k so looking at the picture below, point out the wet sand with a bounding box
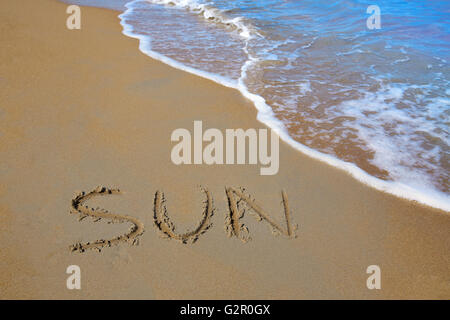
[0,0,449,299]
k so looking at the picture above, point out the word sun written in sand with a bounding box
[69,186,297,253]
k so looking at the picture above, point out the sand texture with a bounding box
[0,0,449,299]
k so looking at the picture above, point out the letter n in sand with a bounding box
[225,187,297,242]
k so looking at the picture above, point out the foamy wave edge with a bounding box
[119,0,450,212]
[147,0,255,38]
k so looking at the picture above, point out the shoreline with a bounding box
[76,0,449,212]
[0,0,449,299]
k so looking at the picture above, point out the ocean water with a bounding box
[63,0,450,210]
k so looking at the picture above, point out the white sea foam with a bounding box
[119,0,450,212]
[337,81,448,196]
[147,0,255,39]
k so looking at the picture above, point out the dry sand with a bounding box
[0,0,449,299]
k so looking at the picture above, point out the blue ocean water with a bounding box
[64,0,450,210]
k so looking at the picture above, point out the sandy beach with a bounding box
[0,0,449,299]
